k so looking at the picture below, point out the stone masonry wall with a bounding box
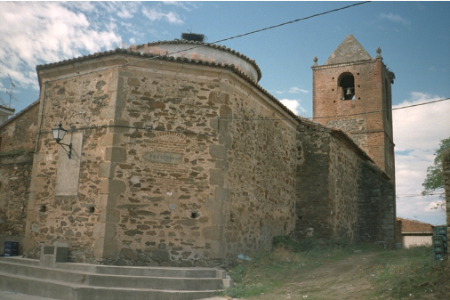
[357,160,395,244]
[26,56,298,266]
[106,64,297,266]
[221,78,297,257]
[0,102,39,254]
[25,69,116,262]
[328,134,360,240]
[294,122,395,244]
[294,123,331,240]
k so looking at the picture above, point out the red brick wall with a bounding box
[312,59,395,179]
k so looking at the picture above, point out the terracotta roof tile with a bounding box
[397,217,434,233]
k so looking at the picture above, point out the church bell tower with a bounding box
[312,35,395,179]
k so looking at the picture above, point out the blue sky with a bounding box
[0,1,449,225]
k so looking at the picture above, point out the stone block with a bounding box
[209,145,227,159]
[97,194,118,209]
[100,179,126,194]
[100,209,120,223]
[208,91,229,105]
[209,241,226,259]
[98,162,116,179]
[214,187,230,202]
[55,132,83,196]
[101,133,123,147]
[209,169,224,186]
[215,159,228,170]
[105,147,127,162]
[210,117,219,131]
[218,134,232,148]
[152,249,170,262]
[202,226,223,240]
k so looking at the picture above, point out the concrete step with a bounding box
[56,262,222,278]
[0,257,226,300]
[1,261,224,290]
[1,257,222,278]
[0,272,219,300]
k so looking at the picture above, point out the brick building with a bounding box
[0,35,396,266]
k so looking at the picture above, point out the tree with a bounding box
[422,137,450,198]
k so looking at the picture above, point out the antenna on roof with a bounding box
[1,73,19,108]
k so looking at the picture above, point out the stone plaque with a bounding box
[144,152,183,165]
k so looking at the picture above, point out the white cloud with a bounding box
[393,92,450,152]
[163,1,197,11]
[279,99,307,116]
[288,87,309,94]
[393,92,449,225]
[142,7,183,24]
[379,13,411,26]
[0,2,122,90]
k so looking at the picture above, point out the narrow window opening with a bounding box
[39,205,46,213]
[191,212,198,219]
[88,207,95,213]
[385,79,391,121]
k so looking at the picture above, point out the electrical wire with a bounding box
[396,192,445,199]
[40,1,371,85]
[312,97,450,120]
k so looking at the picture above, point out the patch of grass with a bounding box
[367,246,449,299]
[224,236,378,298]
[223,237,449,299]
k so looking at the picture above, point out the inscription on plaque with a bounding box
[144,152,183,164]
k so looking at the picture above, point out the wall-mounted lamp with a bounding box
[52,123,72,159]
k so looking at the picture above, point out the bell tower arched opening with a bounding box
[338,72,355,100]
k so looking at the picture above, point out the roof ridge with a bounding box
[324,34,373,66]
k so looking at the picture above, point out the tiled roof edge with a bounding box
[136,39,262,81]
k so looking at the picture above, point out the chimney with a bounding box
[181,33,205,42]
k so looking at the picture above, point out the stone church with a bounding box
[0,34,396,266]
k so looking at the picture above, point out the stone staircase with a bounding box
[0,256,230,300]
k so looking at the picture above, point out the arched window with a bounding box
[338,72,355,100]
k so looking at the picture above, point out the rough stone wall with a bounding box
[294,124,332,239]
[107,65,297,265]
[25,56,297,266]
[312,59,395,180]
[0,102,39,254]
[221,80,297,257]
[328,134,360,240]
[24,69,116,262]
[357,160,395,244]
[294,122,395,245]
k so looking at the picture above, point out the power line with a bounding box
[312,97,450,120]
[40,1,371,84]
[212,2,371,44]
[392,97,450,110]
[396,192,444,199]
